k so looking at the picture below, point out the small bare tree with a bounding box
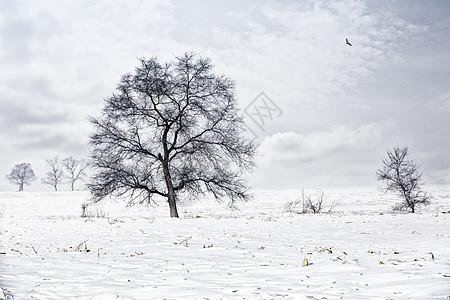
[6,163,37,191]
[42,157,64,191]
[62,157,88,191]
[377,146,431,213]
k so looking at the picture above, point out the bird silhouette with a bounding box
[346,38,352,46]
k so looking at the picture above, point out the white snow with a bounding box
[1,187,449,299]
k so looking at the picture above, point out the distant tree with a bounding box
[89,53,256,217]
[6,163,37,191]
[42,157,64,191]
[62,157,88,191]
[376,146,431,213]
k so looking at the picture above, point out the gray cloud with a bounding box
[0,96,69,129]
[252,124,385,188]
[0,1,33,63]
[259,124,383,164]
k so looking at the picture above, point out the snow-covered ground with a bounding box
[1,186,449,299]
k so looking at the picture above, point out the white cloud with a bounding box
[252,124,384,188]
[258,123,383,164]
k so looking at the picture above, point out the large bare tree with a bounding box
[42,156,64,191]
[89,53,256,217]
[377,146,431,213]
[6,163,37,191]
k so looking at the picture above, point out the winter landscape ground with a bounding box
[1,186,449,299]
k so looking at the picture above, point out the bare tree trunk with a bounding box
[161,153,179,218]
[167,187,179,218]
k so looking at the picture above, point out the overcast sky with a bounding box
[0,0,449,191]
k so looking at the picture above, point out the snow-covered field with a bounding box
[1,186,449,299]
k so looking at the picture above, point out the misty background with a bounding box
[0,0,449,191]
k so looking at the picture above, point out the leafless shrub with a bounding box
[283,189,307,214]
[283,189,337,214]
[81,203,107,218]
[81,203,88,218]
[305,189,327,214]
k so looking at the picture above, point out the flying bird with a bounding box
[346,38,352,46]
